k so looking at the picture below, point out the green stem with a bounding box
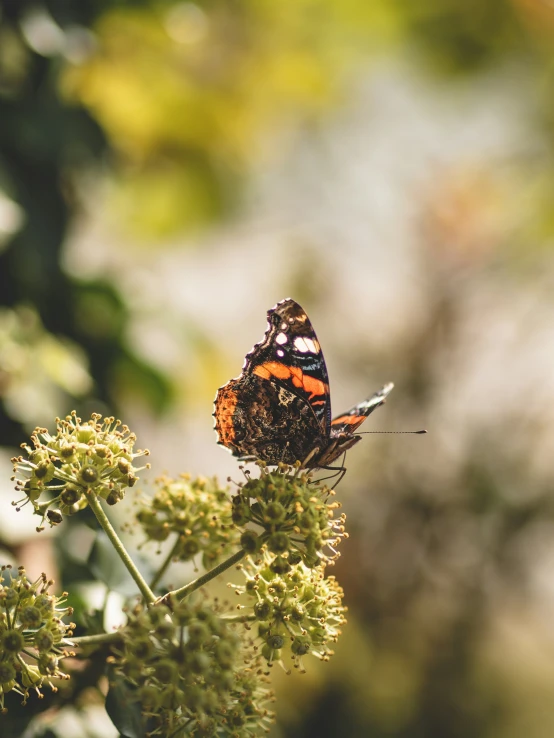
[158,548,246,605]
[85,490,156,605]
[72,631,124,648]
[220,613,257,623]
[149,537,183,591]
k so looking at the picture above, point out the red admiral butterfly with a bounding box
[214,298,394,469]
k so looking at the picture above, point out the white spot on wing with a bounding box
[294,336,319,354]
[276,349,284,357]
[276,332,288,345]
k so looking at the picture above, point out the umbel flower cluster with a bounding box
[0,566,74,711]
[232,462,347,569]
[8,414,350,736]
[112,598,273,737]
[134,474,240,571]
[11,412,149,529]
[235,552,346,671]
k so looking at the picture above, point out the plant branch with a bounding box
[150,537,183,591]
[85,490,156,605]
[158,548,246,605]
[72,631,124,648]
[220,613,257,623]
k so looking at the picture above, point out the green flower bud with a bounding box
[139,684,161,710]
[182,537,200,557]
[291,635,312,656]
[240,530,261,553]
[0,628,25,654]
[79,465,99,485]
[128,638,154,661]
[34,629,55,651]
[34,462,54,481]
[21,665,42,687]
[60,486,81,506]
[38,654,58,675]
[267,532,289,554]
[265,632,285,650]
[59,444,76,459]
[188,651,212,675]
[270,556,291,575]
[254,600,273,621]
[261,644,281,662]
[263,501,287,524]
[187,621,211,645]
[0,662,16,684]
[153,659,177,684]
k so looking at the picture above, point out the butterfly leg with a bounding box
[298,446,321,471]
[314,466,347,488]
[312,450,348,487]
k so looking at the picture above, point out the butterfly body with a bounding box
[214,298,393,468]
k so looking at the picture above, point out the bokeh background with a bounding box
[3,0,554,736]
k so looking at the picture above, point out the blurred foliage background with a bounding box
[3,0,554,736]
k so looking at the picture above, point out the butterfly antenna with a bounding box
[357,430,427,435]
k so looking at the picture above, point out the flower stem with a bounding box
[221,613,257,623]
[158,548,246,605]
[72,631,124,648]
[149,537,182,591]
[85,490,156,605]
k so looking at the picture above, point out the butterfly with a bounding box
[214,298,393,469]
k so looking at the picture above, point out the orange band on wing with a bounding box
[331,414,362,425]
[331,414,367,433]
[253,362,328,401]
[214,385,238,445]
[253,362,291,381]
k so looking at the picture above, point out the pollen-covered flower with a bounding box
[0,566,74,711]
[233,464,347,568]
[134,475,240,570]
[11,412,149,528]
[113,598,274,736]
[234,552,347,672]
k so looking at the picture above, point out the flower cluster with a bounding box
[134,475,239,570]
[234,552,347,671]
[0,566,74,711]
[233,464,347,569]
[6,414,353,734]
[11,412,149,528]
[113,598,274,737]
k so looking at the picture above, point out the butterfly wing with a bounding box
[330,382,394,437]
[214,298,331,464]
[214,373,324,464]
[242,298,331,434]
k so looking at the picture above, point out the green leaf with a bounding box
[105,671,144,738]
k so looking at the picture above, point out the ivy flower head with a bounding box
[11,412,149,528]
[113,598,274,736]
[0,565,74,711]
[234,552,347,672]
[233,464,347,569]
[134,475,240,570]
